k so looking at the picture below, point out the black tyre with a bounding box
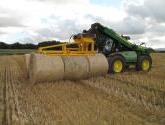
[136,55,152,71]
[125,65,130,69]
[108,55,126,73]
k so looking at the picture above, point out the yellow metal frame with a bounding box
[37,37,96,56]
[142,59,150,71]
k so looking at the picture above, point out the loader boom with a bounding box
[84,23,151,56]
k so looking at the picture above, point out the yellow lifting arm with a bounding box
[37,36,96,56]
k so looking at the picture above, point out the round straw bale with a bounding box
[87,54,108,77]
[62,56,89,80]
[29,54,64,83]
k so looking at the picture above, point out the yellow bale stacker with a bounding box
[26,33,108,83]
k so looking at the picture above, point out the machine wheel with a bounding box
[136,55,152,72]
[108,55,126,73]
[125,65,129,69]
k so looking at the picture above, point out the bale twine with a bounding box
[87,54,108,77]
[29,54,64,83]
[62,56,89,80]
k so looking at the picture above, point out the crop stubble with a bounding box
[0,53,164,125]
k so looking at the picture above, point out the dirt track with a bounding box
[0,53,165,125]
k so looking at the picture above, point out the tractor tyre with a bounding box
[108,55,126,74]
[125,65,130,69]
[136,55,152,72]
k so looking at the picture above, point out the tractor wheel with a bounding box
[108,55,126,73]
[125,65,130,69]
[136,55,152,72]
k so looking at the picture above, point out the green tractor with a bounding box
[82,23,152,73]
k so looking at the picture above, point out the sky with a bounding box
[0,0,165,48]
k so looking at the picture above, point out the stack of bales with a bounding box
[26,53,108,83]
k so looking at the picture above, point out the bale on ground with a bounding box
[29,54,64,83]
[62,56,89,80]
[87,54,108,77]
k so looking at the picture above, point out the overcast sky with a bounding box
[0,0,165,48]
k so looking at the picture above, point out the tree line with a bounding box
[0,40,61,49]
[0,41,158,52]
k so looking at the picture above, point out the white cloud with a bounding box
[0,0,164,48]
[0,0,126,43]
[125,0,165,22]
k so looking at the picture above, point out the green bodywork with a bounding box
[109,51,137,63]
[95,23,152,63]
[120,51,137,63]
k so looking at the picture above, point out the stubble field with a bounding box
[0,53,164,125]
